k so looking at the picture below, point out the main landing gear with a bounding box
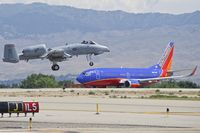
[51,64,60,71]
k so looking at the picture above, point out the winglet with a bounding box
[189,66,197,76]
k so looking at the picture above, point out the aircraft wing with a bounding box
[167,68,194,73]
[138,66,197,83]
[40,49,72,59]
[40,53,48,59]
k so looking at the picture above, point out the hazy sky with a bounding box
[0,0,199,14]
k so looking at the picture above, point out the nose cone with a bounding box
[99,45,110,52]
[76,75,83,83]
[103,46,110,52]
[93,44,110,55]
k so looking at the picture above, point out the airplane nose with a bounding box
[103,46,110,52]
[76,75,82,83]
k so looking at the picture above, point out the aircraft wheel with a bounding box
[52,64,60,71]
[89,62,94,66]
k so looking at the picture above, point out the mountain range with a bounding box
[0,3,200,38]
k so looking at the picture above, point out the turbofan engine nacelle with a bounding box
[119,79,131,88]
[120,79,140,88]
[19,44,47,60]
[124,80,131,88]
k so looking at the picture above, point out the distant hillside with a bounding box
[0,3,200,38]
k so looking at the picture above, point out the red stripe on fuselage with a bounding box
[83,78,121,87]
[130,84,140,88]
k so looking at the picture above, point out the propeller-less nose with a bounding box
[76,75,83,83]
[104,46,110,52]
[99,45,110,53]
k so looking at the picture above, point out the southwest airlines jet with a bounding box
[76,42,197,88]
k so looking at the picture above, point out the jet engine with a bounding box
[119,79,131,88]
[19,44,47,60]
[124,80,131,87]
[119,79,140,88]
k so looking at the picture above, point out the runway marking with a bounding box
[41,109,200,116]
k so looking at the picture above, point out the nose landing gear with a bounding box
[87,54,94,66]
[51,64,60,71]
[89,61,94,66]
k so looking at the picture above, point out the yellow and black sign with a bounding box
[8,102,23,113]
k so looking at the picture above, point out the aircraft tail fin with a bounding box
[3,44,19,63]
[158,42,174,71]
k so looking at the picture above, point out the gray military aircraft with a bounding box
[3,40,110,71]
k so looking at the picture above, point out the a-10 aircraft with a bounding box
[76,42,197,88]
[3,40,110,71]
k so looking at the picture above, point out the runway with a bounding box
[0,89,200,133]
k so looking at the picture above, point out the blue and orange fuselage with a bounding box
[76,64,164,87]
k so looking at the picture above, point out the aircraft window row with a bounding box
[103,73,118,77]
[81,40,96,45]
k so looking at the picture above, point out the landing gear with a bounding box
[51,64,60,71]
[87,54,94,66]
[89,61,94,66]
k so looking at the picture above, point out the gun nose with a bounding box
[103,46,110,52]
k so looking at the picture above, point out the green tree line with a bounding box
[20,74,74,88]
[0,74,74,88]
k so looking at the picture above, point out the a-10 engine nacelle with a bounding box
[19,44,47,60]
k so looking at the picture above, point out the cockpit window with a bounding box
[89,41,95,45]
[81,40,96,45]
[82,72,86,75]
[82,70,96,76]
[81,40,88,44]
